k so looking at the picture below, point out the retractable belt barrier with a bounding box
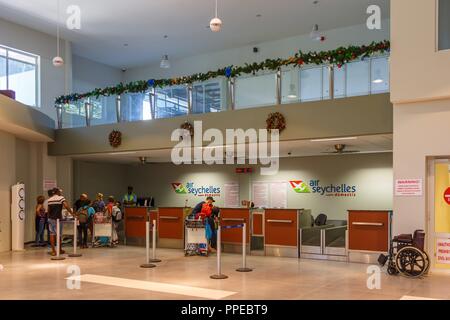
[140,220,156,268]
[68,218,82,258]
[210,222,253,280]
[51,219,65,261]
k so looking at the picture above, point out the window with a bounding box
[0,45,39,107]
[438,0,450,51]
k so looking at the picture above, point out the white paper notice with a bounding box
[224,182,240,208]
[436,238,450,265]
[252,183,269,208]
[270,182,287,208]
[395,179,423,196]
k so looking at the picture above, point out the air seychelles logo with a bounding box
[289,181,311,193]
[290,180,357,197]
[172,182,221,197]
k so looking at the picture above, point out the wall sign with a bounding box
[223,182,239,207]
[436,238,450,265]
[270,182,287,208]
[43,179,57,191]
[444,187,450,205]
[171,182,221,197]
[289,179,357,197]
[252,182,269,208]
[395,179,423,196]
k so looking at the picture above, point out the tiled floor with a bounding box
[0,246,449,300]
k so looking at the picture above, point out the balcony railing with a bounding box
[56,55,389,129]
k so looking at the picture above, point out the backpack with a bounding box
[77,207,89,223]
[112,206,122,222]
[314,213,327,226]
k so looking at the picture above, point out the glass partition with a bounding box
[155,86,188,119]
[300,228,322,254]
[90,95,117,126]
[370,57,389,94]
[61,101,86,128]
[346,60,370,97]
[333,65,346,98]
[324,225,347,256]
[192,78,226,114]
[121,92,147,122]
[235,72,277,109]
[300,66,330,102]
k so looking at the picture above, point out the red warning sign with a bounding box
[444,187,450,205]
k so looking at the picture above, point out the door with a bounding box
[427,159,450,269]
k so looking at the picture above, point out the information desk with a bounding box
[264,209,302,258]
[347,210,391,263]
[220,208,250,253]
[157,207,187,249]
[124,206,156,246]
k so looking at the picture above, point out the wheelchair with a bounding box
[378,230,430,278]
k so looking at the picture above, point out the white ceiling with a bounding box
[72,134,393,165]
[0,0,389,68]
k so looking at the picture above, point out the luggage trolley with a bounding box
[184,218,208,256]
[92,213,114,247]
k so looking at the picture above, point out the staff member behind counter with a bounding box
[122,186,137,207]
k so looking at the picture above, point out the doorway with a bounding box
[427,158,450,269]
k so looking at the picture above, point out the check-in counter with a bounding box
[347,210,391,263]
[220,208,250,253]
[264,209,302,258]
[158,207,186,249]
[124,206,156,246]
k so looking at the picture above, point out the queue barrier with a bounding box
[51,219,65,261]
[210,222,252,280]
[140,220,160,268]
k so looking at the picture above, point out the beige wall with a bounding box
[391,1,450,235]
[74,153,393,221]
[391,0,450,104]
[0,131,57,252]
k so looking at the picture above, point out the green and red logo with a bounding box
[171,183,188,194]
[289,180,311,193]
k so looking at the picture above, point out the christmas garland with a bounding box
[55,40,389,104]
[266,112,286,133]
[109,130,122,148]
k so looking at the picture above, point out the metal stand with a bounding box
[149,220,161,263]
[51,219,66,261]
[210,226,228,279]
[140,221,156,268]
[236,223,252,272]
[69,218,82,257]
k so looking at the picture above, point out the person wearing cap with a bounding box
[191,196,217,253]
[191,196,215,219]
[123,186,137,207]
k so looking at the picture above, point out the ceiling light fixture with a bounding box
[52,0,64,67]
[210,0,223,32]
[310,137,358,142]
[310,24,325,42]
[160,54,170,69]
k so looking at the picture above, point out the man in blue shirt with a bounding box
[123,186,137,207]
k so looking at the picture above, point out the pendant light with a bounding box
[52,0,64,67]
[210,0,223,32]
[310,24,321,41]
[160,54,171,69]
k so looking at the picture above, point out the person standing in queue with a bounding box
[47,188,73,256]
[123,186,137,207]
[74,193,88,212]
[191,196,216,253]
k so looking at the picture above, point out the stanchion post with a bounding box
[236,223,252,272]
[150,219,161,263]
[69,218,82,257]
[51,219,65,261]
[210,225,228,279]
[140,220,156,268]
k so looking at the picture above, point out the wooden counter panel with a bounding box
[220,208,250,244]
[252,213,264,236]
[125,207,148,238]
[264,209,298,247]
[348,210,389,252]
[158,207,184,239]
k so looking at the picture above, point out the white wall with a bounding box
[124,20,390,82]
[74,153,393,221]
[72,55,123,93]
[0,17,69,123]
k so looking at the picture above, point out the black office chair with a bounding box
[314,213,327,226]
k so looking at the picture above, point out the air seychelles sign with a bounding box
[290,180,357,197]
[172,182,221,197]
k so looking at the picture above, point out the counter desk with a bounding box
[124,206,157,246]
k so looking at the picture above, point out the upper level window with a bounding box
[438,0,450,51]
[0,45,39,107]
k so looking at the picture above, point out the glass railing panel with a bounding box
[121,92,147,122]
[281,69,300,104]
[192,78,226,114]
[324,226,347,248]
[154,86,188,119]
[333,65,346,98]
[61,101,86,128]
[90,95,117,126]
[300,66,324,102]
[301,228,322,247]
[370,56,390,94]
[346,60,370,97]
[235,72,277,109]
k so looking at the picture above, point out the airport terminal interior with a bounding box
[1,0,450,301]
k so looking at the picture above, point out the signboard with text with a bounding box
[395,179,422,196]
